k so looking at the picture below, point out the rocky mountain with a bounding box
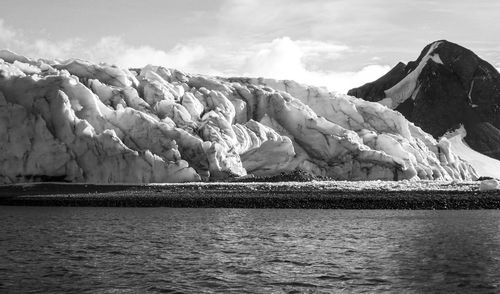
[348,40,500,161]
[0,50,476,184]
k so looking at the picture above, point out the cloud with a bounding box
[242,37,306,79]
[0,19,389,93]
[90,37,207,71]
[240,37,389,93]
[31,38,83,60]
[0,19,84,60]
[0,21,210,74]
[321,65,391,93]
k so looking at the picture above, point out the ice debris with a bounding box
[479,179,499,191]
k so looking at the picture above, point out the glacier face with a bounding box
[0,50,477,183]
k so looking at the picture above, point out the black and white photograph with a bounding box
[1,0,500,293]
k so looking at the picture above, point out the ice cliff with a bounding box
[0,50,477,183]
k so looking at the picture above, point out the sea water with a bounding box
[1,207,500,293]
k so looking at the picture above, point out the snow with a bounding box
[443,125,500,179]
[384,41,443,109]
[429,54,444,65]
[0,51,478,183]
[467,80,479,107]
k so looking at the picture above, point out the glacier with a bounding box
[0,50,477,184]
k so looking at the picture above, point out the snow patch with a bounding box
[430,54,444,65]
[384,41,443,109]
[443,125,500,179]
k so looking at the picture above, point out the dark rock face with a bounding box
[348,40,500,160]
[347,62,408,102]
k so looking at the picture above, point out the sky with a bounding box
[1,0,500,93]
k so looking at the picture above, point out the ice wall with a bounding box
[0,50,477,183]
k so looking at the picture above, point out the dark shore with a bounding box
[0,182,499,209]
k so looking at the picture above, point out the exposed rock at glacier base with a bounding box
[0,50,477,183]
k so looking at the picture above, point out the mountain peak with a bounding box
[348,40,500,161]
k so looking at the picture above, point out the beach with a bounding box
[1,181,499,209]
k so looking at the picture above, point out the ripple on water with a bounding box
[2,207,500,293]
[268,258,313,267]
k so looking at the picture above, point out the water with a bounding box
[1,207,500,293]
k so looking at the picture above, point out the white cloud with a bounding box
[321,65,391,93]
[89,37,207,71]
[32,38,83,59]
[0,22,210,74]
[0,19,389,93]
[0,19,84,60]
[296,40,349,59]
[240,37,389,93]
[242,37,305,79]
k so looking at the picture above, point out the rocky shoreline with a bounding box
[0,181,499,209]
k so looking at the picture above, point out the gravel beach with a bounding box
[1,181,499,209]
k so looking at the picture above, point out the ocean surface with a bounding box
[1,207,500,293]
